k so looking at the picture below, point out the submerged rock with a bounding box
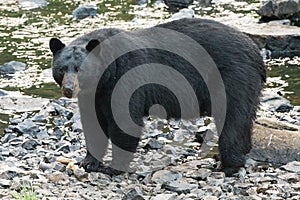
[19,0,47,10]
[0,61,26,75]
[171,8,194,20]
[163,0,194,9]
[72,5,97,20]
[0,90,7,96]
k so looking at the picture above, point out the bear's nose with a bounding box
[63,87,73,98]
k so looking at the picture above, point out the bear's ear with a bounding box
[86,39,100,52]
[49,38,65,55]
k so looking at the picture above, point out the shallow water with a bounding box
[0,0,299,134]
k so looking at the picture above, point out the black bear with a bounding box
[49,18,266,176]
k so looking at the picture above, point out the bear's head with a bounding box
[49,38,100,98]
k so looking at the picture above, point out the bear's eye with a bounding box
[58,66,67,74]
[75,66,80,72]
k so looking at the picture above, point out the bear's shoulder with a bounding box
[70,28,125,46]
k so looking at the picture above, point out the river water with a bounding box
[0,0,299,133]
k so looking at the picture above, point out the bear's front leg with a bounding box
[80,150,104,172]
[108,124,141,175]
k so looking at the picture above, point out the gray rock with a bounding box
[281,161,300,173]
[36,130,49,140]
[72,5,97,20]
[39,162,53,171]
[163,179,198,194]
[238,21,300,58]
[259,0,300,19]
[207,172,225,186]
[122,187,144,200]
[0,96,48,114]
[53,127,64,140]
[144,138,163,149]
[278,172,299,182]
[185,168,211,180]
[54,104,73,120]
[1,133,17,144]
[19,0,47,10]
[275,103,293,112]
[151,193,178,200]
[0,179,11,188]
[260,90,293,112]
[171,8,194,20]
[22,139,38,150]
[0,90,7,96]
[74,168,88,181]
[32,114,47,122]
[15,119,39,136]
[152,170,182,184]
[250,118,300,164]
[54,162,66,172]
[0,61,26,75]
[56,143,70,154]
[173,129,188,142]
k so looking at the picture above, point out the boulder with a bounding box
[249,118,300,164]
[259,0,300,19]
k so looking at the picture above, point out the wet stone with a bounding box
[276,103,294,113]
[22,139,38,150]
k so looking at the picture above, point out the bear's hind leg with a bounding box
[218,113,252,176]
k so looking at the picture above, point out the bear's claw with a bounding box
[79,151,103,172]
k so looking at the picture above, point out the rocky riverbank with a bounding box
[0,88,299,199]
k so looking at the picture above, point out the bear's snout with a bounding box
[61,72,79,98]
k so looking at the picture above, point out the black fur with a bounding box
[50,18,266,176]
